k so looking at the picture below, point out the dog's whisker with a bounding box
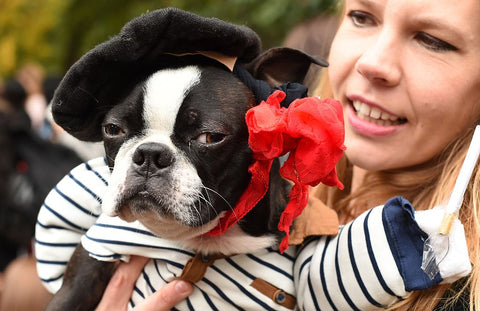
[200,188,225,225]
[200,191,219,233]
[201,186,232,211]
[195,193,215,236]
[105,154,115,164]
[204,186,240,223]
[198,191,214,209]
[201,188,214,210]
[198,188,221,221]
[199,186,241,233]
[190,201,203,225]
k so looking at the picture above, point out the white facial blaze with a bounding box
[143,66,201,133]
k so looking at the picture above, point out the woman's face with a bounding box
[329,0,480,171]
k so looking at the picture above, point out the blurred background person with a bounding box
[0,78,81,310]
[16,64,50,140]
[283,14,339,91]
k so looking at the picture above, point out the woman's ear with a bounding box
[244,47,328,87]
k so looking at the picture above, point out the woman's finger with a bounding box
[132,280,193,311]
[95,256,149,311]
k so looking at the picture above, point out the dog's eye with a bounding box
[104,124,125,137]
[196,132,226,144]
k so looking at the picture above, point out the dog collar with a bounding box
[178,253,228,283]
[206,90,345,252]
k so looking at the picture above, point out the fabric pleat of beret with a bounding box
[52,7,262,141]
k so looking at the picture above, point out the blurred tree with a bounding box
[0,0,337,79]
[0,0,68,79]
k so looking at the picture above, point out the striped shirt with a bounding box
[36,157,453,310]
[35,157,296,310]
[295,203,411,310]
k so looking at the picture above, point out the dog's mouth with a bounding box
[116,192,224,240]
[114,186,227,238]
[116,191,160,222]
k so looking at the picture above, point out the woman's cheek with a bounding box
[328,34,354,95]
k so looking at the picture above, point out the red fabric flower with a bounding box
[207,90,345,252]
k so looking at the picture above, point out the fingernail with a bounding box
[175,280,193,295]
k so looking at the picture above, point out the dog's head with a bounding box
[51,8,330,254]
[102,58,256,241]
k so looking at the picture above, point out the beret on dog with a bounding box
[52,7,262,141]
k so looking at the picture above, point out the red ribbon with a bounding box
[207,90,345,252]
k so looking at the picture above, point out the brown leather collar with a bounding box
[178,253,227,283]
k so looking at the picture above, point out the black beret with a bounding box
[52,7,261,141]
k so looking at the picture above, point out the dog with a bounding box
[38,8,343,310]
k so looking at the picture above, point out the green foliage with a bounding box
[0,0,68,78]
[0,0,337,79]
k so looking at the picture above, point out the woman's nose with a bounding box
[355,30,402,87]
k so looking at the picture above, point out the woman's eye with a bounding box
[104,124,125,137]
[415,32,458,52]
[348,10,376,28]
[195,132,226,144]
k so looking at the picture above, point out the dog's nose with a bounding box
[133,143,174,171]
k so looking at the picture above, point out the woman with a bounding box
[104,0,479,309]
[297,0,479,309]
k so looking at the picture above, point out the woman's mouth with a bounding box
[352,100,406,126]
[347,99,407,136]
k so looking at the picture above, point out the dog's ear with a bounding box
[232,47,327,106]
[245,47,328,87]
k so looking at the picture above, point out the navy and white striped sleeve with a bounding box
[35,157,110,293]
[294,196,441,310]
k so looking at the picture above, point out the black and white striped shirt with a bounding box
[36,157,463,310]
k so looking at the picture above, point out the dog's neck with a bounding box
[191,159,291,255]
[180,159,291,255]
[179,225,277,256]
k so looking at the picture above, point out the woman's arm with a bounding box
[294,196,471,310]
[294,199,410,310]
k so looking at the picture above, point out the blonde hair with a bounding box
[312,65,480,309]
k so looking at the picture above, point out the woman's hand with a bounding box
[96,256,193,311]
